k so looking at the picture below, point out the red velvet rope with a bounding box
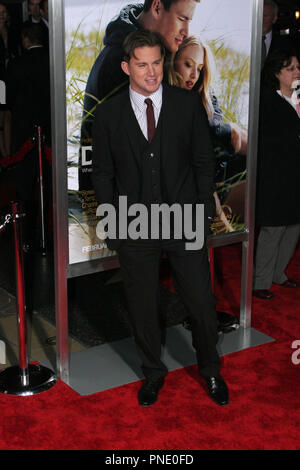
[0,139,52,168]
[0,139,34,168]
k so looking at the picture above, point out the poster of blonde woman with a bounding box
[65,0,252,265]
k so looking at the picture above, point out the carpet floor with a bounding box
[0,243,299,450]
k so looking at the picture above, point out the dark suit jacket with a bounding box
[6,45,51,151]
[269,32,298,56]
[0,26,20,81]
[256,86,300,227]
[92,84,216,250]
[22,17,49,49]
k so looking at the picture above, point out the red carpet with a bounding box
[0,244,299,450]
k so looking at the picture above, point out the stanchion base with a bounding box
[0,364,56,396]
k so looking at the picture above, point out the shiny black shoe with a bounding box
[275,279,299,288]
[138,377,165,407]
[206,376,229,406]
[253,289,274,300]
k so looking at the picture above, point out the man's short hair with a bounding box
[143,0,200,13]
[264,0,279,17]
[123,30,165,62]
[21,22,44,45]
[29,0,41,6]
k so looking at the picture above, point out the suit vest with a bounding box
[136,114,180,240]
[138,113,164,207]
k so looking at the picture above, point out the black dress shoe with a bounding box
[253,289,274,300]
[275,279,299,288]
[206,376,229,406]
[138,378,164,407]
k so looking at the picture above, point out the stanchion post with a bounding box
[11,202,29,386]
[36,125,47,255]
[0,202,56,395]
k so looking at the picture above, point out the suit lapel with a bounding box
[160,84,180,169]
[122,90,143,169]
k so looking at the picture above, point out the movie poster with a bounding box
[65,0,253,265]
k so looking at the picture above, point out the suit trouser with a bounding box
[118,238,221,381]
[253,224,300,290]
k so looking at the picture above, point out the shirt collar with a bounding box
[129,84,163,113]
[265,30,272,41]
[27,45,44,50]
[277,89,295,108]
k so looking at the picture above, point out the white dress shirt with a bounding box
[129,85,163,140]
[264,31,272,56]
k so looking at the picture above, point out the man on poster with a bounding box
[80,0,200,188]
[81,0,246,195]
[92,30,229,407]
[84,0,199,116]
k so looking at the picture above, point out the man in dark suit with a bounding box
[40,0,49,29]
[24,0,48,49]
[92,30,229,407]
[27,0,42,23]
[6,22,51,250]
[262,0,296,67]
[6,22,50,153]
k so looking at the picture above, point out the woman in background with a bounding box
[253,49,300,300]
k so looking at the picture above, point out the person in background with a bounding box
[24,0,48,48]
[0,3,19,157]
[40,0,48,28]
[262,0,296,67]
[27,0,42,23]
[6,22,51,251]
[253,49,300,300]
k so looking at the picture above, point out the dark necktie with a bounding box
[261,35,267,68]
[145,98,156,142]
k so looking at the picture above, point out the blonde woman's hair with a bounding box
[167,36,216,118]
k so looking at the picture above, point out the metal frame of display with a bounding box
[49,0,263,383]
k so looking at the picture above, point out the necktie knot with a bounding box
[145,98,155,142]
